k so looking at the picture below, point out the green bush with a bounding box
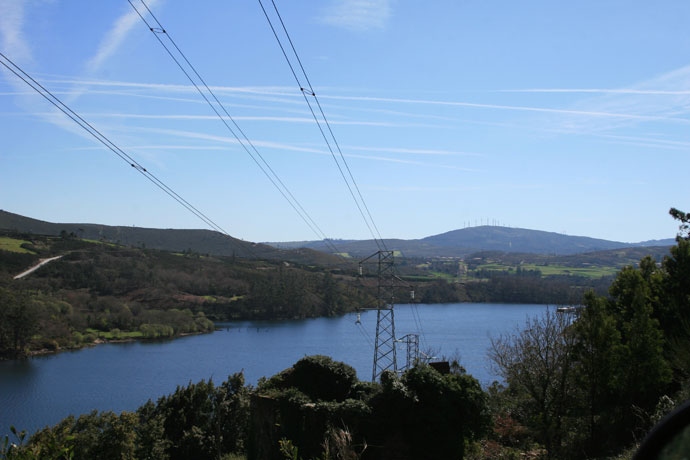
[139,323,174,339]
[255,357,489,460]
[32,337,59,351]
[263,355,358,402]
[83,332,97,343]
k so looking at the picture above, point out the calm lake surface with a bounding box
[0,303,548,437]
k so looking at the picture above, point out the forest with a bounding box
[0,234,371,358]
[2,208,690,459]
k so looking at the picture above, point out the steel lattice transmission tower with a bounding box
[398,333,420,372]
[360,250,419,381]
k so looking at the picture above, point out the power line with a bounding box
[391,248,426,346]
[260,0,386,250]
[356,316,374,349]
[129,0,343,256]
[255,1,432,356]
[257,0,387,251]
[0,52,259,259]
[411,302,428,353]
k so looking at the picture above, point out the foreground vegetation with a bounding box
[481,208,690,459]
[1,356,488,460]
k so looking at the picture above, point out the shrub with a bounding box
[263,355,358,402]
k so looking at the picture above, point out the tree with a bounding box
[604,256,673,399]
[263,355,358,402]
[489,309,576,458]
[27,411,137,460]
[670,207,690,239]
[19,372,250,460]
[572,292,624,456]
[661,238,690,378]
[320,273,343,315]
[256,357,488,460]
[398,365,489,459]
[661,239,690,333]
[620,284,671,409]
[0,288,40,357]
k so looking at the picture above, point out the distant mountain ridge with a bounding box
[266,226,675,257]
[0,210,342,265]
[0,210,674,259]
[424,227,635,253]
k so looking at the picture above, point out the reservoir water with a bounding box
[0,303,548,438]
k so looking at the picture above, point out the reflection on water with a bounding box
[0,303,547,438]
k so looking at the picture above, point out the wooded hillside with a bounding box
[0,232,369,358]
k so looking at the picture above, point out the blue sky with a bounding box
[1,0,688,244]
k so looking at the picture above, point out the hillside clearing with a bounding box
[0,236,36,254]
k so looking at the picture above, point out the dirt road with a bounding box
[14,255,63,279]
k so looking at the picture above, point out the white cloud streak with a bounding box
[85,0,161,74]
[523,65,690,134]
[34,76,683,124]
[593,133,690,149]
[320,0,392,31]
[498,88,690,95]
[125,127,475,170]
[368,183,544,193]
[338,144,483,157]
[18,63,690,162]
[64,144,230,153]
[0,87,323,117]
[71,112,422,127]
[42,77,296,97]
[0,0,31,63]
[318,94,690,123]
[0,2,168,146]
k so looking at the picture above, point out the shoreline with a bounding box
[2,302,558,361]
[2,330,212,361]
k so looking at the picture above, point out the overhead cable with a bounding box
[258,1,430,356]
[129,0,343,255]
[0,52,259,259]
[257,0,387,251]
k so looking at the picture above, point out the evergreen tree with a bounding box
[573,292,624,456]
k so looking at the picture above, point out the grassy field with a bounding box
[476,263,512,272]
[520,263,618,278]
[430,271,456,281]
[401,275,439,281]
[81,238,118,247]
[401,272,456,282]
[85,328,144,340]
[469,261,617,279]
[0,236,36,254]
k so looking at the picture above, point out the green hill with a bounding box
[0,210,343,266]
[266,226,675,257]
[423,226,627,254]
[0,230,369,358]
